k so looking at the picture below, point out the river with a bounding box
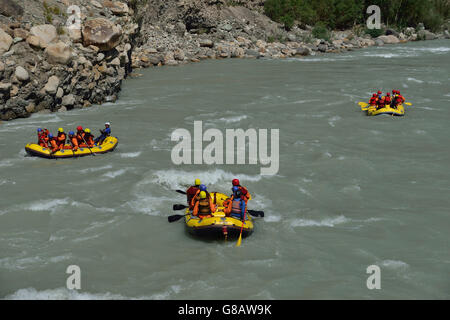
[1,39,449,299]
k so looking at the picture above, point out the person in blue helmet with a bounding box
[68,131,79,151]
[225,186,247,220]
[94,122,111,146]
[37,128,49,147]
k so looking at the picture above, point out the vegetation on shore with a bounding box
[264,0,450,32]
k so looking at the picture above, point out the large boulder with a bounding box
[102,1,129,15]
[417,30,436,40]
[82,18,122,51]
[44,41,73,65]
[0,28,13,54]
[44,76,60,94]
[30,24,58,48]
[377,35,400,44]
[0,0,23,17]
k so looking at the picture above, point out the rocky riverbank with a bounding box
[0,0,449,121]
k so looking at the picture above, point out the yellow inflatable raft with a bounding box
[25,136,118,159]
[185,192,254,239]
[367,104,405,117]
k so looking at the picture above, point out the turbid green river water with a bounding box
[1,40,449,299]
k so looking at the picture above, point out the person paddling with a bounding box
[186,179,201,209]
[68,131,79,151]
[225,186,248,220]
[48,134,59,154]
[56,128,67,150]
[192,191,216,219]
[95,122,111,146]
[369,94,378,106]
[81,128,95,147]
[385,92,392,107]
[75,126,85,145]
[232,179,251,200]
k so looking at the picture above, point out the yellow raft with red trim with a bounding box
[25,136,118,159]
[367,104,405,117]
[185,192,254,239]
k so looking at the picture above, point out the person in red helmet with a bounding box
[232,179,250,200]
[377,97,386,110]
[75,126,85,145]
[377,90,382,100]
[369,94,378,106]
[385,92,392,107]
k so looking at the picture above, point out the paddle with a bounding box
[404,102,412,106]
[168,214,188,223]
[82,135,95,156]
[176,189,187,195]
[236,209,246,247]
[358,102,369,111]
[173,204,264,218]
[173,204,188,211]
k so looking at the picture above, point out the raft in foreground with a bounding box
[367,104,405,117]
[185,192,254,240]
[25,136,118,159]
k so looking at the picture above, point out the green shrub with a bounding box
[364,28,385,38]
[312,22,330,41]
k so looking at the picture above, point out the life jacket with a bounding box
[76,130,85,144]
[378,99,386,108]
[56,133,66,148]
[70,136,79,151]
[49,138,58,153]
[385,96,391,105]
[198,198,212,216]
[369,97,378,106]
[229,195,247,218]
[190,189,211,209]
[38,130,49,147]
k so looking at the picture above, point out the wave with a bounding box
[150,168,264,190]
[291,215,350,227]
[119,152,142,158]
[4,286,182,300]
[102,169,128,179]
[328,115,341,127]
[78,165,113,173]
[217,115,248,124]
[380,260,409,269]
[26,198,70,212]
[407,77,424,83]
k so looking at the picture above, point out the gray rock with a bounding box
[0,82,12,93]
[199,39,214,48]
[295,47,310,56]
[386,29,399,37]
[45,42,74,65]
[82,18,122,51]
[44,76,60,94]
[62,94,76,106]
[318,44,327,52]
[417,30,436,40]
[30,25,58,48]
[15,66,29,81]
[0,28,13,54]
[0,0,24,17]
[97,53,105,61]
[56,87,64,99]
[245,49,259,57]
[377,35,400,44]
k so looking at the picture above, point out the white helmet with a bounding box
[105,122,111,126]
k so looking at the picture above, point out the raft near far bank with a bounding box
[25,136,118,159]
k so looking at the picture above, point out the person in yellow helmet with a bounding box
[186,179,201,209]
[192,191,216,218]
[79,128,95,148]
[56,128,67,150]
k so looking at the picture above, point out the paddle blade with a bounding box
[236,233,242,247]
[405,102,412,106]
[176,189,187,195]
[358,102,368,108]
[248,210,264,218]
[173,204,187,211]
[168,215,185,223]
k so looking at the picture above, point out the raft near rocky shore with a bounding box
[0,0,449,121]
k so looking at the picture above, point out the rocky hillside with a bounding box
[0,0,138,120]
[0,0,448,121]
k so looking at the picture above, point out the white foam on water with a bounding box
[265,215,282,223]
[0,179,16,186]
[26,198,70,212]
[150,168,264,190]
[407,77,424,83]
[127,194,174,216]
[78,165,113,173]
[291,215,350,227]
[299,187,313,198]
[4,288,130,300]
[328,115,341,127]
[217,115,248,124]
[102,168,128,179]
[120,152,142,158]
[0,256,42,270]
[380,260,409,270]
